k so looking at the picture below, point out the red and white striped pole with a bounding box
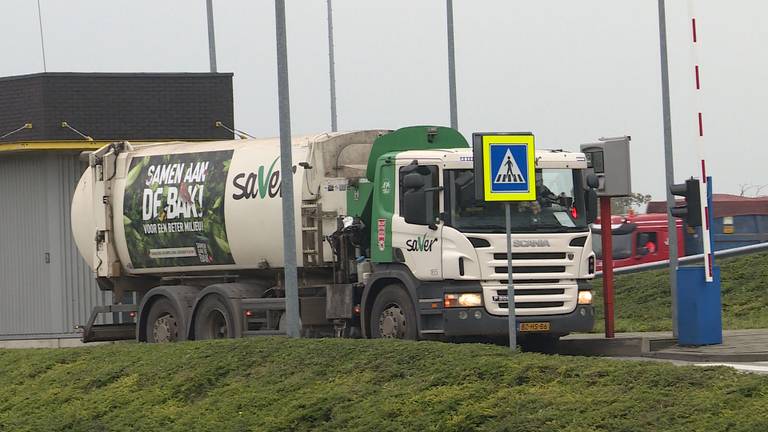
[688,1,713,282]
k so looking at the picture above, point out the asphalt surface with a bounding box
[560,329,768,374]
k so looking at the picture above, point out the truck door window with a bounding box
[592,232,633,260]
[399,165,439,225]
[636,232,658,255]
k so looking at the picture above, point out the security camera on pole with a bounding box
[580,137,632,338]
[473,132,537,351]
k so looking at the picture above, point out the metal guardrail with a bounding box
[596,242,768,277]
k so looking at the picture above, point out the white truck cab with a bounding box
[361,146,597,342]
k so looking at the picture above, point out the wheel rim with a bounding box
[206,310,228,339]
[152,313,178,343]
[378,304,406,339]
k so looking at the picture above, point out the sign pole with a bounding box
[474,132,535,352]
[657,0,679,337]
[599,197,615,338]
[505,202,516,350]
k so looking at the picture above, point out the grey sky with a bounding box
[1,0,766,199]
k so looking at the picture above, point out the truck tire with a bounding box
[145,298,182,343]
[194,295,236,340]
[370,285,418,340]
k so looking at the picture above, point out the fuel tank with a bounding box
[71,131,381,276]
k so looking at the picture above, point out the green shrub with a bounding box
[1,338,767,431]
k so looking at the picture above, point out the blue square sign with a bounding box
[473,133,536,202]
[490,144,530,193]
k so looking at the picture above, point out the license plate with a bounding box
[519,322,550,332]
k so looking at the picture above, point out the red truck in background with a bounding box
[593,194,768,271]
[592,213,683,271]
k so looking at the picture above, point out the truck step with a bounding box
[82,323,135,343]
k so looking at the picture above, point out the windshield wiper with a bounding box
[530,224,569,232]
[456,223,588,233]
[458,225,507,232]
[532,224,589,232]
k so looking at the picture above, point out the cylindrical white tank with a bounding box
[72,137,313,276]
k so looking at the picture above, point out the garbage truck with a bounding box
[72,126,598,346]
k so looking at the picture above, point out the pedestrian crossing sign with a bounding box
[472,133,536,202]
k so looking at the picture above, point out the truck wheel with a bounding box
[145,298,181,343]
[194,295,235,340]
[370,285,418,340]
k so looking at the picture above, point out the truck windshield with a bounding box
[444,168,588,234]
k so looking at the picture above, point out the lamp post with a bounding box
[274,0,300,338]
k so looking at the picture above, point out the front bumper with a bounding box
[441,304,595,337]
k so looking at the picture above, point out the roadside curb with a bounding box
[643,351,768,363]
[556,337,650,357]
[0,338,112,349]
[557,333,768,362]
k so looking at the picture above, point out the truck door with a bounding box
[392,162,443,280]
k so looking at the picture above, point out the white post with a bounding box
[687,1,713,282]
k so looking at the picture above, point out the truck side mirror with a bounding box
[402,172,425,190]
[585,189,598,224]
[403,190,429,225]
[402,172,430,225]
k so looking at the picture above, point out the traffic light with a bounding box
[669,178,702,227]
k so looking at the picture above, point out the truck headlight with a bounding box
[577,290,593,305]
[444,293,483,308]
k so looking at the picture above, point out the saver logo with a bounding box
[405,234,438,252]
[232,157,281,200]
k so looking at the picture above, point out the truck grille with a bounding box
[493,252,566,260]
[500,279,560,285]
[499,302,565,309]
[483,283,578,316]
[471,233,589,316]
[496,288,565,296]
[495,266,566,274]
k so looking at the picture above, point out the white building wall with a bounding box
[0,152,108,339]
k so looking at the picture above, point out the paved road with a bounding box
[608,356,768,375]
[694,361,768,375]
[558,329,768,369]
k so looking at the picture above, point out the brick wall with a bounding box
[0,73,234,142]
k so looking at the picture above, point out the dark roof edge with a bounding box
[0,72,234,82]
